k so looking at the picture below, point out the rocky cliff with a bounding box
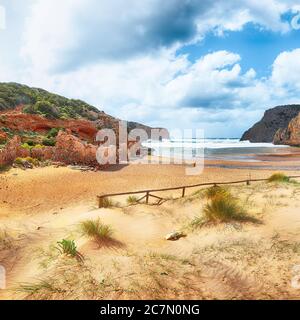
[0,82,156,168]
[240,105,300,143]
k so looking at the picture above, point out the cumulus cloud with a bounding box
[21,0,295,72]
[1,0,300,137]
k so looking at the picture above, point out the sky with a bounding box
[0,0,300,138]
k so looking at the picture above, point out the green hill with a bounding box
[0,82,104,120]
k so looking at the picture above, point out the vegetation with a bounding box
[57,239,84,261]
[79,218,113,245]
[127,195,138,205]
[101,197,115,208]
[42,137,56,147]
[0,82,101,120]
[268,173,290,183]
[190,186,259,228]
[203,194,248,223]
[204,185,230,200]
[14,157,39,167]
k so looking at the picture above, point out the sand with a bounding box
[0,163,300,300]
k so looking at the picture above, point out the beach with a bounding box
[1,161,300,300]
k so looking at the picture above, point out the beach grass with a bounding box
[268,173,290,183]
[79,218,113,245]
[127,195,138,205]
[204,185,231,200]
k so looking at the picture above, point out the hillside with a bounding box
[0,82,152,147]
[240,105,300,144]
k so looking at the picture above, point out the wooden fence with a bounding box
[97,174,300,208]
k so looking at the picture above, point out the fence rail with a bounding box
[97,174,300,208]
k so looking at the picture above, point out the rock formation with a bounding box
[273,113,300,146]
[241,105,300,143]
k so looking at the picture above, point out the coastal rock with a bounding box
[241,105,300,143]
[273,113,300,146]
[165,231,185,241]
[54,131,98,166]
[0,136,30,166]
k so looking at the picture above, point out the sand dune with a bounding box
[1,165,300,300]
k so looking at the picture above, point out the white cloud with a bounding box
[1,0,300,137]
[271,48,300,91]
[20,0,296,73]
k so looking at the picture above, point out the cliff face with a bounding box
[273,113,300,146]
[240,105,300,143]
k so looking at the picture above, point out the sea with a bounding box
[142,138,291,162]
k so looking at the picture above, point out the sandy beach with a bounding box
[0,161,300,300]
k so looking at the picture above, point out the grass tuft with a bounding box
[79,218,113,246]
[127,196,138,205]
[268,173,290,183]
[203,195,247,223]
[204,185,231,200]
[57,239,84,261]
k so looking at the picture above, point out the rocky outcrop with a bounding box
[0,132,101,167]
[241,105,300,143]
[273,113,300,146]
[53,131,98,166]
[0,136,30,166]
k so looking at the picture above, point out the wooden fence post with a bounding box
[182,187,186,198]
[146,191,149,204]
[98,194,107,208]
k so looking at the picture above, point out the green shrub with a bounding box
[33,144,44,149]
[26,140,36,147]
[79,218,113,245]
[47,128,60,138]
[21,143,32,150]
[42,138,56,147]
[34,101,60,119]
[268,173,290,183]
[14,157,39,167]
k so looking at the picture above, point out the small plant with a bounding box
[17,279,59,295]
[14,157,39,167]
[101,197,114,208]
[203,194,253,223]
[189,216,207,229]
[47,128,60,138]
[268,173,290,183]
[42,137,56,147]
[79,218,113,245]
[127,195,138,205]
[57,239,76,257]
[21,142,33,150]
[57,239,84,261]
[204,185,230,200]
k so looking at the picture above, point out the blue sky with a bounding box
[0,0,300,138]
[179,22,300,78]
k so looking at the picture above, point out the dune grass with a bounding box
[57,239,84,261]
[204,185,231,200]
[203,194,249,223]
[127,196,138,205]
[268,173,290,183]
[191,187,259,228]
[17,279,59,295]
[79,218,113,245]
